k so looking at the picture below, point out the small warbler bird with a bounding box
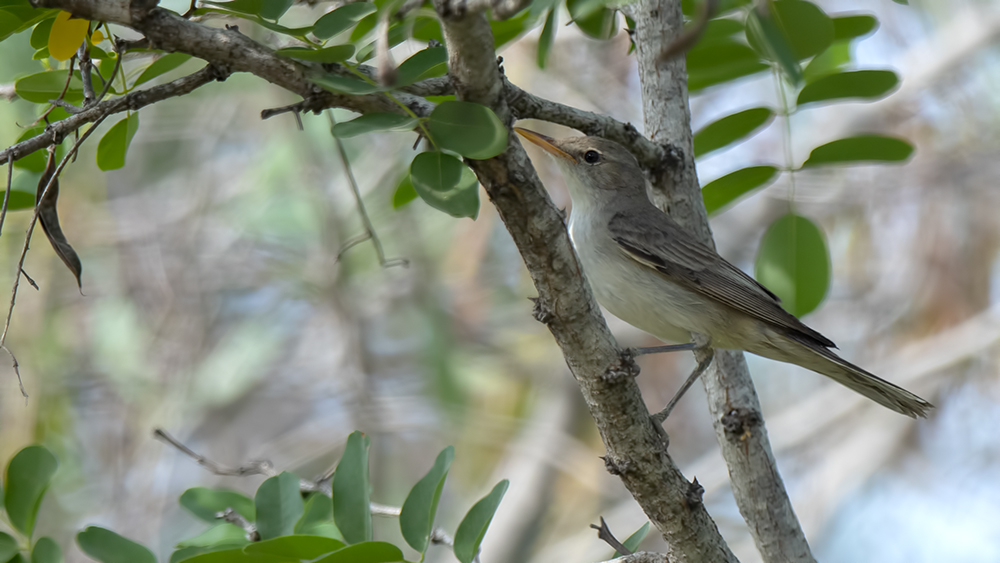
[516,128,932,418]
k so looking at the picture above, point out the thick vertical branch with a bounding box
[432,4,736,562]
[623,0,816,561]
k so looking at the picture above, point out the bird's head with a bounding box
[515,128,648,203]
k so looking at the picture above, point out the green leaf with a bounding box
[409,153,480,219]
[312,541,403,563]
[332,113,417,138]
[134,53,192,86]
[179,488,255,523]
[802,41,850,82]
[693,107,774,158]
[754,214,830,316]
[255,472,304,541]
[275,45,355,63]
[426,101,507,160]
[702,17,744,42]
[76,527,156,563]
[173,547,279,563]
[746,0,833,60]
[702,165,779,215]
[0,532,17,561]
[411,16,443,43]
[392,175,418,209]
[620,522,650,555]
[203,0,290,20]
[801,135,913,167]
[4,445,58,537]
[96,114,141,172]
[400,446,454,554]
[14,70,83,103]
[310,73,380,95]
[453,480,509,563]
[394,46,448,88]
[30,16,55,49]
[491,10,532,48]
[176,524,249,548]
[0,3,56,41]
[259,0,292,21]
[31,536,62,563]
[796,70,898,106]
[566,0,616,40]
[687,40,769,92]
[244,536,345,559]
[747,8,802,84]
[332,431,372,544]
[537,9,556,69]
[355,20,408,62]
[295,493,342,539]
[832,14,877,40]
[313,2,377,39]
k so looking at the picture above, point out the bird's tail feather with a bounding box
[782,337,933,418]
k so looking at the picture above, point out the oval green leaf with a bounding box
[4,445,58,537]
[453,480,509,563]
[294,493,333,534]
[746,0,833,60]
[30,16,56,50]
[255,472,304,541]
[332,431,372,545]
[566,0,617,40]
[400,446,454,554]
[702,17,744,42]
[426,101,507,160]
[620,522,650,556]
[31,536,62,563]
[832,14,877,40]
[310,73,380,95]
[392,175,418,209]
[244,535,345,559]
[134,53,192,86]
[76,527,156,563]
[746,9,802,83]
[0,532,17,561]
[176,524,249,549]
[801,135,913,167]
[754,214,830,316]
[172,546,279,563]
[702,165,779,215]
[687,40,769,92]
[796,69,898,106]
[179,488,255,523]
[96,113,140,171]
[492,11,532,48]
[409,153,480,219]
[14,70,83,104]
[537,9,557,69]
[333,113,417,138]
[275,45,355,63]
[802,41,850,82]
[394,46,448,88]
[312,541,402,563]
[693,107,774,158]
[313,3,377,39]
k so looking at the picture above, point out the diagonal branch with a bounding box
[623,0,815,560]
[431,2,735,562]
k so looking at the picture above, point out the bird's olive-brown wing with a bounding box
[608,208,836,349]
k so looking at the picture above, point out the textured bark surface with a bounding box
[624,0,816,561]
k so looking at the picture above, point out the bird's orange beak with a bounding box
[515,128,574,162]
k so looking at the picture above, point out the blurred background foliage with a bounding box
[3,0,1000,562]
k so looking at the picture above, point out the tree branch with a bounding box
[0,64,230,166]
[622,0,815,560]
[431,3,735,562]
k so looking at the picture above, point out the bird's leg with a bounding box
[651,334,714,424]
[628,342,697,356]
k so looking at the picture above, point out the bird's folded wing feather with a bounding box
[607,209,836,349]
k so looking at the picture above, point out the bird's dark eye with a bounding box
[583,150,601,164]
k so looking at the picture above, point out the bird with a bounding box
[515,127,932,418]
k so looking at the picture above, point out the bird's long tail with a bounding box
[777,336,933,418]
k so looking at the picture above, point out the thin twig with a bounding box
[78,42,96,107]
[0,345,26,401]
[220,508,260,541]
[153,428,277,477]
[590,517,633,556]
[1,156,13,238]
[326,112,408,269]
[95,38,124,105]
[0,116,107,365]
